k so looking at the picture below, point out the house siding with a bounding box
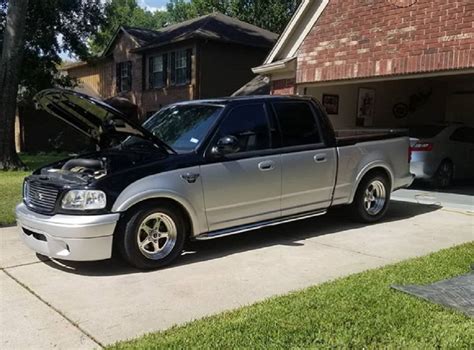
[296,0,474,84]
[199,41,270,98]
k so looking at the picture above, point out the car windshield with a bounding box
[122,104,223,153]
[409,125,445,138]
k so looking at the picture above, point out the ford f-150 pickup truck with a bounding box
[17,89,414,269]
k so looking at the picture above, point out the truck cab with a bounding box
[17,89,413,269]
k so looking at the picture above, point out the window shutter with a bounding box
[186,48,192,83]
[127,61,132,90]
[116,63,121,93]
[170,52,176,85]
[142,55,147,91]
[148,56,154,89]
[162,54,168,86]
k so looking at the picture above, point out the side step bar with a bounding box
[195,210,327,241]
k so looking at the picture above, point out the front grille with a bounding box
[25,181,59,213]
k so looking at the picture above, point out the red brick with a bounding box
[292,0,473,85]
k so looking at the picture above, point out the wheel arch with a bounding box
[113,191,204,237]
[349,163,393,204]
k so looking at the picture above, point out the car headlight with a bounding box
[61,190,106,210]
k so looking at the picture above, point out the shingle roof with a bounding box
[121,26,162,46]
[131,12,278,52]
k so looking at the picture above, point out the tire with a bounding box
[117,202,186,269]
[432,160,453,189]
[352,173,391,223]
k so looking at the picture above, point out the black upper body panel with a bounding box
[28,91,339,215]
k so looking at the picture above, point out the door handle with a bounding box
[258,160,275,171]
[314,154,327,163]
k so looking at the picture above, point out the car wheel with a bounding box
[118,202,186,269]
[352,173,391,223]
[432,160,453,188]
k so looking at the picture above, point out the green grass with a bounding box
[0,153,67,226]
[110,243,474,349]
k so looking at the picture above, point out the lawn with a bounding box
[0,153,67,226]
[110,243,474,349]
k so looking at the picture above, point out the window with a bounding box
[116,61,132,92]
[149,55,167,89]
[134,105,223,153]
[171,49,192,85]
[214,104,270,153]
[272,102,321,147]
[450,127,474,144]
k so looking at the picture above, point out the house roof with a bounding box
[258,0,330,67]
[132,12,278,53]
[232,75,271,96]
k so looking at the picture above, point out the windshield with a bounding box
[409,125,446,138]
[127,104,223,153]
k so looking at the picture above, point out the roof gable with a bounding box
[134,12,278,52]
[263,0,330,64]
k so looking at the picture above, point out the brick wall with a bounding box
[297,0,474,84]
[272,79,296,95]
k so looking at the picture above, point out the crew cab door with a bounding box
[200,103,281,232]
[271,101,337,216]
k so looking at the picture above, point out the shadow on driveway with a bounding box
[40,201,441,277]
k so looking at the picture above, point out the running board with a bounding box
[195,210,327,241]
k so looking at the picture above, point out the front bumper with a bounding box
[16,203,120,261]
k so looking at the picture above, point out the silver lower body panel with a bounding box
[16,203,119,261]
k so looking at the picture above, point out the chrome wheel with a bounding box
[137,212,177,260]
[363,180,387,216]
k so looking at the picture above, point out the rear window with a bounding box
[408,125,445,138]
[272,102,321,147]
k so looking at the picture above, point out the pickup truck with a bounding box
[17,89,414,269]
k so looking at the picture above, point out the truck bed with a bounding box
[335,128,408,146]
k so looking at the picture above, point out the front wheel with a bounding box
[118,203,186,269]
[352,173,390,223]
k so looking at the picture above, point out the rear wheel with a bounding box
[432,160,453,188]
[352,173,390,223]
[118,202,186,269]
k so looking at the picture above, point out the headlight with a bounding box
[61,190,106,210]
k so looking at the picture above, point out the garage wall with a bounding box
[305,75,474,130]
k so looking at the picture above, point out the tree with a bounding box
[91,0,170,56]
[0,0,104,170]
[166,0,301,34]
[0,0,28,170]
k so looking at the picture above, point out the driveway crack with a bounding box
[1,268,104,349]
[309,240,391,261]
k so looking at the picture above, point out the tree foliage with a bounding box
[166,0,302,34]
[0,0,105,103]
[90,0,170,56]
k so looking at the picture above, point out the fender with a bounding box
[111,167,209,236]
[348,160,394,204]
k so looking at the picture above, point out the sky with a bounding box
[138,0,168,12]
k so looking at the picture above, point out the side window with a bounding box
[116,61,132,92]
[450,127,474,144]
[214,104,270,153]
[272,102,322,147]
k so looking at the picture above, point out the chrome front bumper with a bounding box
[16,203,120,261]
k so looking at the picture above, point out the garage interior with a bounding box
[301,72,474,130]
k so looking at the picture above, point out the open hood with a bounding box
[34,89,175,153]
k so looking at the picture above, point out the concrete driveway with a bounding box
[1,200,473,349]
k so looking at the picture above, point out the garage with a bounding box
[253,0,474,188]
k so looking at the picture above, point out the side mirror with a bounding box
[211,135,240,156]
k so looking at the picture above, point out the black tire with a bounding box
[117,202,186,269]
[352,172,391,223]
[432,160,453,189]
